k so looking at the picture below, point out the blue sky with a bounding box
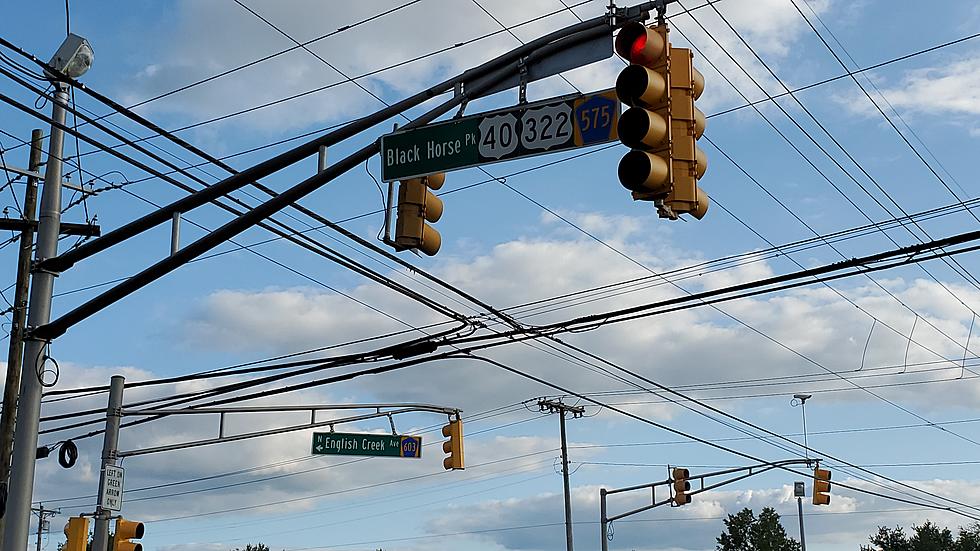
[4,1,980,550]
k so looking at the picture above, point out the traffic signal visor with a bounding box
[615,22,665,65]
[442,419,464,470]
[113,518,145,551]
[812,468,831,506]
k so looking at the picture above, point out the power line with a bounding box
[671,5,980,377]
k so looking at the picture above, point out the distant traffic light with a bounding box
[812,467,831,505]
[672,466,692,505]
[112,518,144,551]
[63,517,89,551]
[614,22,708,220]
[441,418,464,470]
[395,172,445,256]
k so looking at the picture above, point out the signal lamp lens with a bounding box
[630,33,647,63]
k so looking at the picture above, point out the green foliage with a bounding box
[861,521,980,551]
[716,507,801,551]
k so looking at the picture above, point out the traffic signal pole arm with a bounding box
[600,459,814,551]
[27,3,671,341]
[14,5,646,274]
[113,403,461,458]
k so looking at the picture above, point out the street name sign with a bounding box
[99,465,125,511]
[311,432,422,458]
[380,89,620,182]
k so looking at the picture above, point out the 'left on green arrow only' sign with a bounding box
[380,89,620,182]
[311,432,422,458]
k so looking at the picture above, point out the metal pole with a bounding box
[600,488,609,551]
[801,401,809,463]
[317,145,327,173]
[797,496,807,551]
[559,410,574,551]
[0,129,43,540]
[169,212,180,256]
[93,376,124,551]
[2,84,69,551]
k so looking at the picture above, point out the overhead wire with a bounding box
[13,4,980,520]
[682,2,980,304]
[462,353,980,520]
[789,0,976,217]
[668,6,980,378]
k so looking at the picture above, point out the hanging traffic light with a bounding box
[63,517,89,551]
[672,466,691,505]
[614,22,708,220]
[812,467,831,505]
[441,418,464,470]
[112,518,144,551]
[395,172,445,256]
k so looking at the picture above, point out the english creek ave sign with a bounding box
[311,432,422,458]
[380,89,620,182]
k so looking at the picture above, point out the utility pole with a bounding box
[31,505,58,551]
[0,129,44,540]
[537,398,585,551]
[2,82,70,551]
[93,376,124,551]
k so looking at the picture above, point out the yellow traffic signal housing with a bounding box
[395,173,444,256]
[614,22,708,220]
[63,517,89,551]
[812,468,831,505]
[663,46,708,219]
[672,466,692,505]
[112,518,145,551]
[441,418,464,470]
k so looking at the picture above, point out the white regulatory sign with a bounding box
[99,465,125,511]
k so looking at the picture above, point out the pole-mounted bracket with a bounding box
[453,82,468,118]
[518,56,530,104]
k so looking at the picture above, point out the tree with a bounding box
[716,507,801,551]
[861,521,980,551]
[232,545,271,551]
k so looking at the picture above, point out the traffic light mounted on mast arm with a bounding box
[812,467,832,505]
[113,518,145,551]
[63,517,89,551]
[672,466,692,505]
[395,172,445,256]
[614,22,708,220]
[442,417,464,470]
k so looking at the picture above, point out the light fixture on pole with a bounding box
[1,32,93,551]
[791,393,812,464]
[46,34,94,79]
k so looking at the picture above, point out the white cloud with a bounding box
[838,55,980,120]
[423,478,980,551]
[171,209,980,421]
[118,0,833,135]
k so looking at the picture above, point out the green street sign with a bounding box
[311,432,422,458]
[380,89,620,182]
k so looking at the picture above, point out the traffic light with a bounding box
[63,517,89,551]
[112,518,144,551]
[395,172,445,256]
[672,466,692,505]
[614,22,708,220]
[441,418,464,470]
[812,467,831,505]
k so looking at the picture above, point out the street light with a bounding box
[2,32,93,551]
[790,393,814,551]
[47,34,94,78]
